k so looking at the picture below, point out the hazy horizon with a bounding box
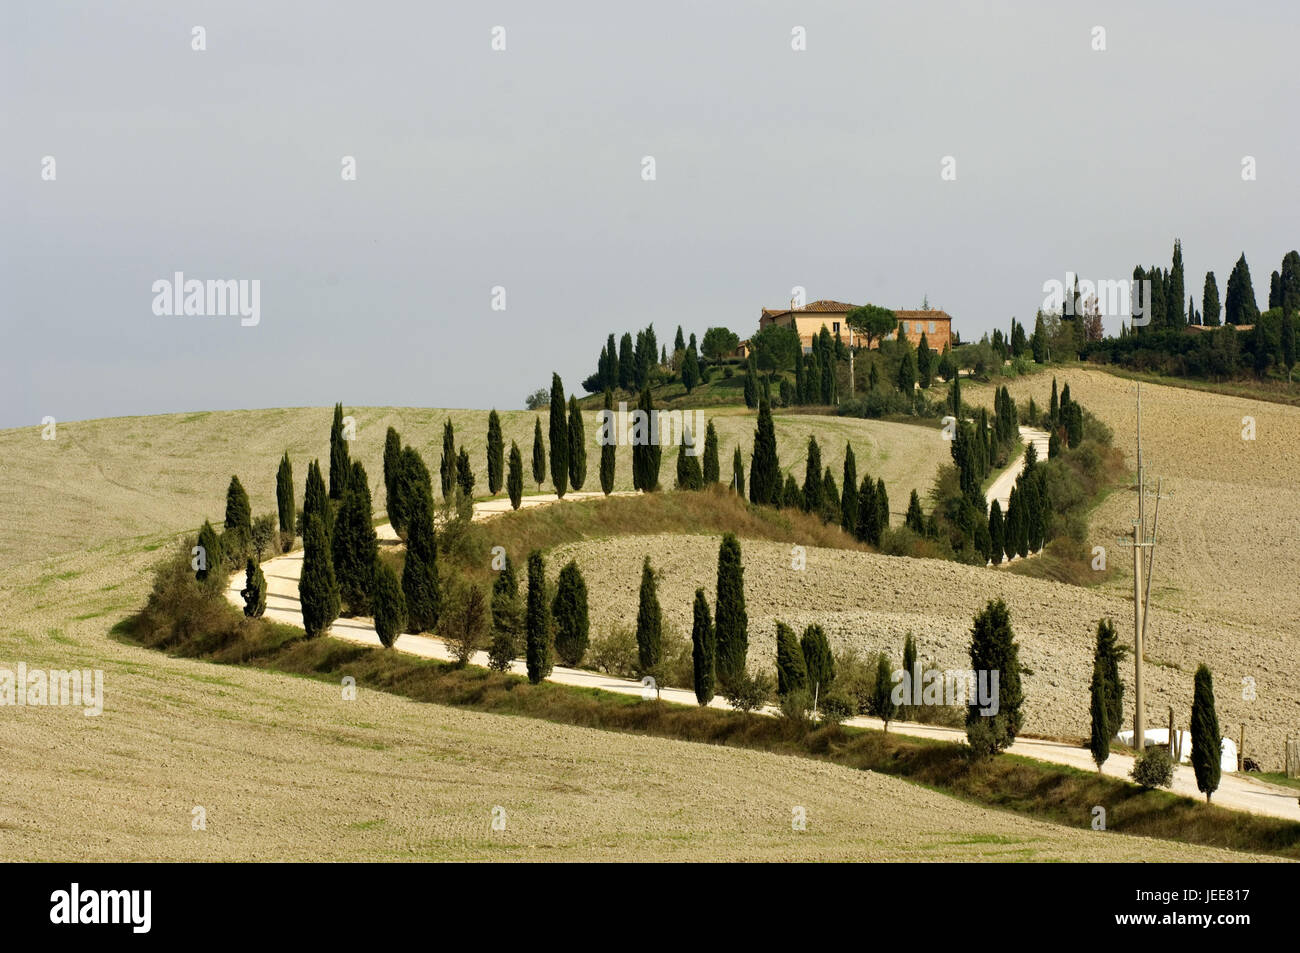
[4,1,1298,429]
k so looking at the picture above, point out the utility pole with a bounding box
[1119,382,1158,752]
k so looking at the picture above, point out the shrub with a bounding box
[240,558,266,619]
[723,671,773,714]
[1130,746,1175,789]
[588,625,638,677]
[371,561,406,648]
[552,560,590,667]
[437,578,489,667]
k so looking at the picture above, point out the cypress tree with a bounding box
[775,622,808,697]
[819,468,840,525]
[875,653,897,730]
[965,598,1024,756]
[1093,619,1125,739]
[524,550,552,684]
[507,440,524,509]
[1089,656,1110,771]
[840,443,858,536]
[440,419,456,500]
[682,348,700,393]
[383,427,401,515]
[635,556,662,675]
[332,461,378,615]
[599,390,616,495]
[618,332,635,389]
[455,447,475,498]
[486,410,504,495]
[857,475,879,545]
[1031,313,1047,361]
[794,352,807,404]
[896,341,916,394]
[675,430,703,490]
[905,489,925,534]
[917,332,933,388]
[299,513,340,638]
[1224,253,1260,326]
[800,624,834,700]
[241,557,267,618]
[1271,270,1282,309]
[224,475,252,541]
[1169,239,1186,328]
[802,436,822,512]
[303,459,332,541]
[631,387,661,492]
[531,418,546,491]
[552,560,590,667]
[1049,378,1059,427]
[329,403,349,500]
[781,473,800,510]
[749,396,779,505]
[731,445,745,497]
[702,420,720,484]
[372,562,406,648]
[988,499,1005,565]
[902,633,917,719]
[1190,663,1221,802]
[714,533,748,690]
[549,373,569,498]
[691,588,716,706]
[1202,272,1221,326]
[276,453,295,543]
[567,395,587,491]
[876,478,889,534]
[196,520,223,584]
[743,355,758,409]
[1022,477,1043,552]
[401,483,441,632]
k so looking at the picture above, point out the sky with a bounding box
[3,1,1298,428]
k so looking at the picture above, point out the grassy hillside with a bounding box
[0,406,948,572]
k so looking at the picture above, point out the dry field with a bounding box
[558,369,1300,770]
[9,404,1249,861]
[0,406,945,573]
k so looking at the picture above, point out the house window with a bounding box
[832,322,840,333]
[901,321,909,334]
[929,321,936,334]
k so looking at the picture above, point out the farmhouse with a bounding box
[745,300,953,355]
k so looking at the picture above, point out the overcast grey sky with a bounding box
[4,1,1297,428]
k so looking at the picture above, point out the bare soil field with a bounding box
[10,406,1237,861]
[0,406,945,573]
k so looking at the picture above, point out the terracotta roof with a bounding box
[894,310,952,322]
[761,303,953,323]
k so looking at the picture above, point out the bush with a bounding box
[487,631,516,672]
[588,625,638,678]
[779,688,814,732]
[1131,746,1175,789]
[437,578,489,667]
[723,671,773,713]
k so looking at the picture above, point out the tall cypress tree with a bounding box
[631,387,661,492]
[196,520,223,584]
[905,489,925,534]
[486,410,504,496]
[329,403,349,500]
[682,347,700,393]
[749,396,779,505]
[691,588,715,706]
[1089,656,1110,771]
[702,420,719,484]
[332,461,377,615]
[552,560,589,667]
[303,459,332,541]
[714,533,748,690]
[299,513,340,638]
[567,395,586,492]
[440,419,456,500]
[840,443,858,536]
[857,475,879,545]
[988,499,1005,565]
[531,418,546,491]
[1202,272,1221,326]
[731,445,745,497]
[383,427,401,514]
[802,435,822,512]
[276,452,295,543]
[507,440,524,510]
[775,622,808,697]
[241,557,267,618]
[599,390,616,495]
[224,475,252,541]
[965,598,1024,757]
[525,550,552,684]
[1224,253,1260,326]
[618,332,635,390]
[549,373,569,498]
[901,632,917,719]
[401,481,441,632]
[1190,663,1221,802]
[876,478,889,533]
[391,447,429,541]
[635,556,663,675]
[1169,239,1186,328]
[455,447,475,498]
[1094,618,1125,740]
[743,354,758,409]
[800,624,834,700]
[372,562,406,648]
